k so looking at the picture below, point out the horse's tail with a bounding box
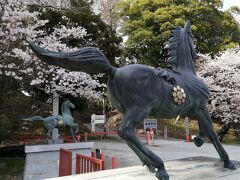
[22,116,45,121]
[29,42,117,77]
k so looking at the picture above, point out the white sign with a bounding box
[91,114,106,132]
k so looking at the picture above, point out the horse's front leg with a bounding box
[51,130,57,144]
[194,107,236,170]
[72,122,79,134]
[118,106,169,180]
[68,126,77,142]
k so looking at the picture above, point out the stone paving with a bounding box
[47,156,240,180]
[93,138,240,168]
[43,138,240,180]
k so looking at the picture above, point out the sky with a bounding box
[223,0,240,10]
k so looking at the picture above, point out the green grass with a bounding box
[222,139,240,145]
[0,158,25,179]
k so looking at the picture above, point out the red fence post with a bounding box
[59,148,72,176]
[146,131,150,145]
[100,153,105,170]
[76,154,81,174]
[91,151,96,158]
[112,156,118,169]
[186,135,191,142]
[76,135,81,142]
[85,133,88,142]
[150,128,154,144]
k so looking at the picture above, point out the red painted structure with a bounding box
[185,135,191,142]
[145,131,150,145]
[59,148,72,176]
[58,149,118,176]
[91,151,105,170]
[76,154,104,174]
[112,156,118,169]
[100,153,105,170]
[14,131,146,144]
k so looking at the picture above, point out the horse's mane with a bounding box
[61,100,68,113]
[167,26,197,68]
[167,26,181,67]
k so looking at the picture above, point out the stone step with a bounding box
[45,156,240,180]
[24,142,94,180]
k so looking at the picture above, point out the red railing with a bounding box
[76,154,104,174]
[59,148,72,176]
[13,135,79,144]
[91,152,105,170]
[82,131,146,140]
[12,131,146,144]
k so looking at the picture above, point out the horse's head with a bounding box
[65,99,75,109]
[167,21,198,73]
[61,99,75,114]
[180,21,198,60]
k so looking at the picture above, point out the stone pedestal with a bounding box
[24,142,94,180]
[45,156,240,180]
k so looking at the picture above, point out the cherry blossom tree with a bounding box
[0,0,118,143]
[0,0,106,101]
[198,50,240,140]
[94,0,123,29]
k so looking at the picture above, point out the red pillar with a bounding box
[146,131,150,145]
[186,135,191,142]
[100,153,105,170]
[91,151,96,158]
[112,156,118,169]
[76,135,81,142]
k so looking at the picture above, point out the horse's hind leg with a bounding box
[46,130,54,143]
[44,127,49,143]
[118,107,169,180]
[194,121,205,147]
[195,107,236,170]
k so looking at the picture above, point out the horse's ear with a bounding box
[184,20,191,32]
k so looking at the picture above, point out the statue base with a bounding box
[24,142,94,180]
[45,156,240,180]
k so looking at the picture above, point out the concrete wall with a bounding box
[24,142,94,180]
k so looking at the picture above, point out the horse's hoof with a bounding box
[143,164,155,173]
[224,160,237,170]
[155,169,169,180]
[194,136,204,147]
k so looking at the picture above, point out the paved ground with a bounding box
[93,138,240,168]
[48,157,240,180]
[48,140,240,180]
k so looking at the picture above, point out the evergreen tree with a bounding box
[117,0,240,66]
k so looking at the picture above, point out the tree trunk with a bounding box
[218,124,231,142]
[234,128,240,141]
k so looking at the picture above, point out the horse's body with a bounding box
[29,21,236,179]
[108,64,208,118]
[23,99,78,143]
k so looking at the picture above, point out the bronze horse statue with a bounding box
[29,21,236,179]
[23,99,79,143]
